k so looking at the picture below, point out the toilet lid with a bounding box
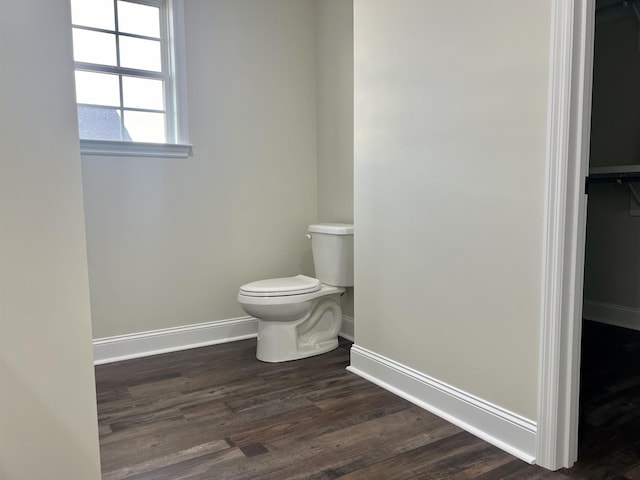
[239,275,321,297]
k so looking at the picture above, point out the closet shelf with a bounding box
[588,165,640,184]
[587,165,640,207]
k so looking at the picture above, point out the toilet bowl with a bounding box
[238,275,344,362]
[237,223,354,363]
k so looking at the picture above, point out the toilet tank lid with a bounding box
[308,223,354,235]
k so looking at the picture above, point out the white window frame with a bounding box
[73,0,191,158]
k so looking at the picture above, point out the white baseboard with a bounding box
[583,300,640,331]
[93,317,258,365]
[340,315,354,341]
[347,345,537,464]
[94,314,356,365]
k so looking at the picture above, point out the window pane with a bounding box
[119,36,162,72]
[70,0,115,30]
[117,1,160,38]
[122,77,164,110]
[72,29,117,66]
[75,71,121,107]
[78,106,132,141]
[123,111,166,143]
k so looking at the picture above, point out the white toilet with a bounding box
[238,223,354,363]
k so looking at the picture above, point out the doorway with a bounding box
[578,0,640,474]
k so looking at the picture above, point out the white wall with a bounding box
[83,0,319,338]
[589,14,640,170]
[0,1,101,478]
[354,0,551,420]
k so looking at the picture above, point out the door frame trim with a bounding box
[536,0,594,470]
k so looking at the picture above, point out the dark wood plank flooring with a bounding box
[558,320,640,479]
[95,323,640,479]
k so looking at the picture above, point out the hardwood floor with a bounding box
[558,321,640,479]
[95,324,639,479]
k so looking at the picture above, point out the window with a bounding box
[70,0,191,157]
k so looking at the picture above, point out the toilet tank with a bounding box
[308,223,354,287]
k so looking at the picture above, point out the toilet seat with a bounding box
[239,274,321,297]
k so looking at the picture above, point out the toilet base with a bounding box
[256,332,339,363]
[254,295,343,363]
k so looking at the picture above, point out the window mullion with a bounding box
[72,24,161,42]
[74,62,166,80]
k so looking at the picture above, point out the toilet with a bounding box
[238,223,354,362]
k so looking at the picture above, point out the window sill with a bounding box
[80,139,193,158]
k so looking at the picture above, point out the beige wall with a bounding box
[83,0,320,338]
[354,0,551,420]
[316,0,354,317]
[317,0,354,224]
[0,1,101,478]
[584,13,640,310]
